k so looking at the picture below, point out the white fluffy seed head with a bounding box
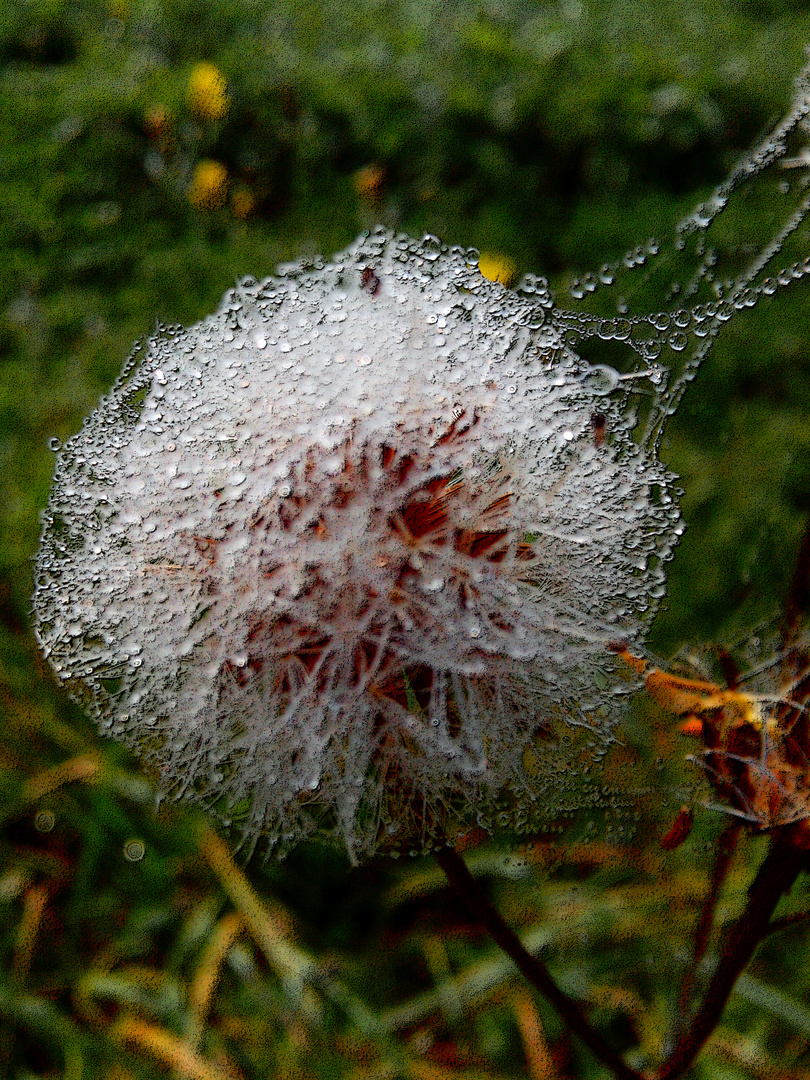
[33,229,681,861]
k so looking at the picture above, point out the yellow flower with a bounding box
[478,252,517,286]
[187,62,229,121]
[189,160,228,210]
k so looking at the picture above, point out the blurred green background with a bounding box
[3,2,810,1078]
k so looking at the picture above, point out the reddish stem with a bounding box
[657,836,806,1080]
[675,821,742,1026]
[434,844,645,1080]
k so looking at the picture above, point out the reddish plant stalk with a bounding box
[434,844,645,1080]
[657,835,807,1080]
[675,820,742,1028]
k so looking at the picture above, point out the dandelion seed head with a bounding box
[33,229,680,860]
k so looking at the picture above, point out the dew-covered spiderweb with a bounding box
[544,54,810,840]
[32,58,810,861]
[555,54,810,449]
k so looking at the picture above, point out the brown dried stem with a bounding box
[433,844,645,1080]
[675,820,742,1028]
[656,835,807,1080]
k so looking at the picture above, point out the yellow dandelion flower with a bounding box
[187,62,229,122]
[478,252,518,286]
[189,160,228,211]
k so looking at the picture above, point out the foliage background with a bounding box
[2,1,810,1077]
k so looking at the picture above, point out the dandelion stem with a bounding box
[433,844,645,1080]
[657,835,807,1080]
